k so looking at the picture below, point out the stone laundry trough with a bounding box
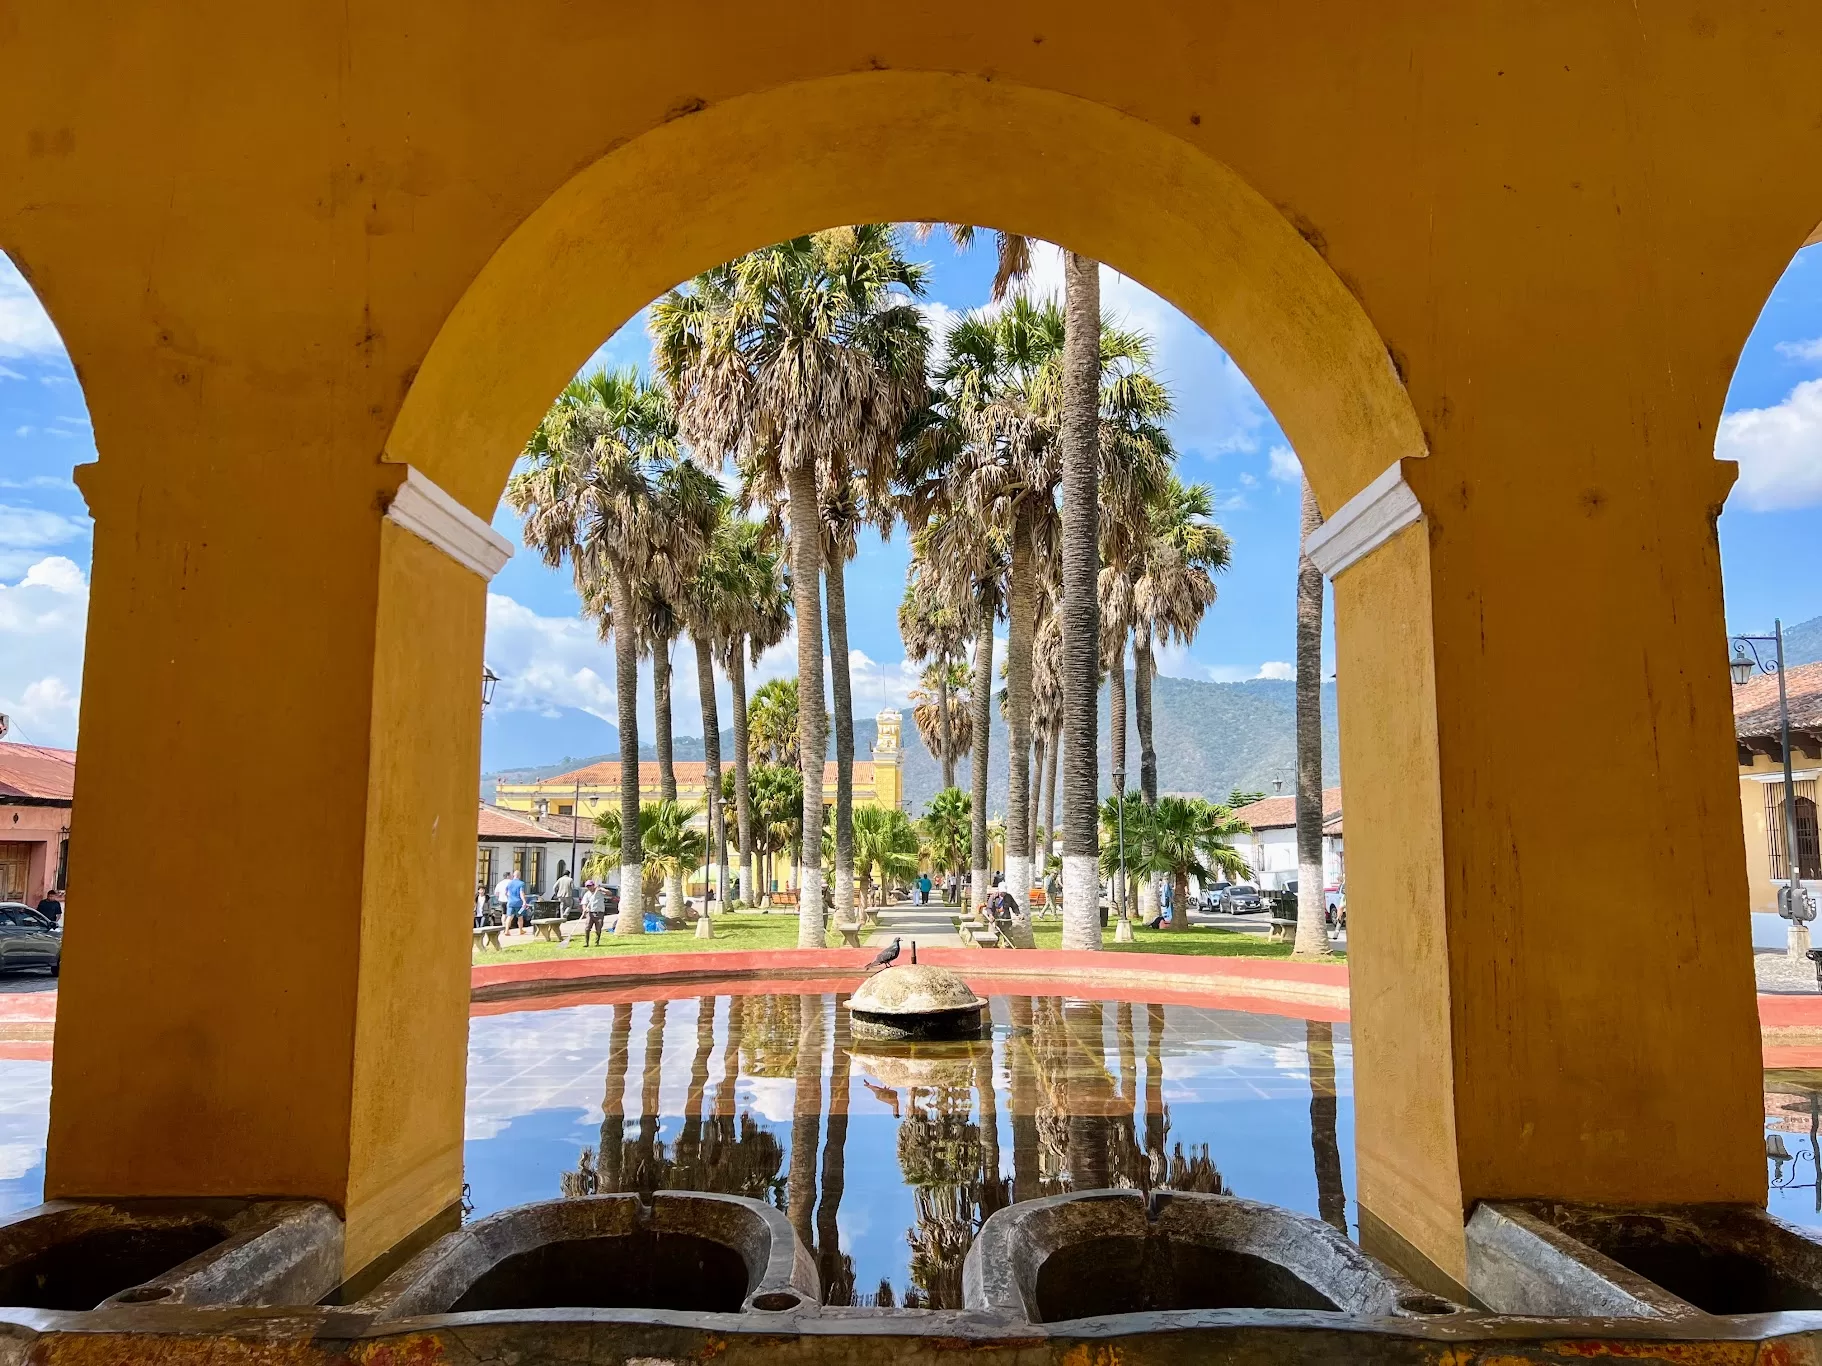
[850,963,989,1041]
[964,1190,1463,1322]
[1468,1199,1822,1318]
[0,1199,342,1310]
[360,1192,818,1318]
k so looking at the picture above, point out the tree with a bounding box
[823,805,921,908]
[918,788,971,904]
[1145,796,1252,932]
[747,761,805,898]
[1294,475,1332,958]
[747,677,802,767]
[508,367,710,936]
[680,494,747,931]
[591,799,709,917]
[908,660,972,783]
[713,522,791,907]
[900,565,972,788]
[657,226,929,949]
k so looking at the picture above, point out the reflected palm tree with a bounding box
[1144,1002,1167,1187]
[1062,1000,1114,1191]
[898,1077,985,1308]
[1007,997,1043,1204]
[563,1001,635,1198]
[673,996,717,1187]
[1307,1018,1347,1231]
[789,993,826,1250]
[816,995,857,1307]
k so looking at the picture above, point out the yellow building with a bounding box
[1736,663,1822,913]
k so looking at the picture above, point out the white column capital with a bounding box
[1302,462,1423,579]
[383,466,513,580]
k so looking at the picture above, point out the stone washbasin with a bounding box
[0,1199,341,1310]
[361,1193,818,1319]
[849,963,989,1041]
[965,1190,1463,1322]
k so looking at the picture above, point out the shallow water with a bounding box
[0,990,1812,1305]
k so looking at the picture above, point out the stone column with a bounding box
[47,456,508,1280]
[1315,457,1763,1295]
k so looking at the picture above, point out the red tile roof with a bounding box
[0,743,75,803]
[1734,660,1822,741]
[1231,787,1342,832]
[477,804,582,841]
[531,759,874,787]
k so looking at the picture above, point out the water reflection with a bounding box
[499,991,1351,1308]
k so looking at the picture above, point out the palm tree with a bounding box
[900,566,972,788]
[509,367,710,936]
[908,660,972,783]
[592,799,709,916]
[1294,474,1332,959]
[1122,795,1252,933]
[1306,1018,1347,1231]
[657,227,930,950]
[715,524,791,907]
[747,761,805,899]
[681,497,738,927]
[747,678,801,766]
[919,788,971,903]
[848,805,921,907]
[1032,608,1063,870]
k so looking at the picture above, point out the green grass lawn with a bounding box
[1025,917,1343,958]
[472,910,846,965]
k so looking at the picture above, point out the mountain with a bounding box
[1781,614,1822,668]
[482,674,1340,814]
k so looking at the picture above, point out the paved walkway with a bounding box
[865,900,964,948]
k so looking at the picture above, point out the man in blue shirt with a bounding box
[504,872,528,930]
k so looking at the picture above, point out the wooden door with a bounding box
[0,844,28,903]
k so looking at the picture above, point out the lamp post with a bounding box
[1731,619,1814,946]
[481,665,499,711]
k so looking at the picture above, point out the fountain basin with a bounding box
[849,964,988,1041]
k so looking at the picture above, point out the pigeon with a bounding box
[861,1079,902,1117]
[866,938,901,973]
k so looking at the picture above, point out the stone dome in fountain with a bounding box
[849,964,988,1041]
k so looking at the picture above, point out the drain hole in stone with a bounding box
[750,1291,803,1311]
[1397,1293,1455,1315]
[1031,1235,1338,1321]
[0,1225,226,1311]
[447,1232,749,1313]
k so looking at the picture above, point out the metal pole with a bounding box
[1776,620,1807,915]
[571,778,581,887]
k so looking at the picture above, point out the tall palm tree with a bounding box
[509,367,710,935]
[1307,1018,1347,1231]
[747,678,801,766]
[592,798,708,916]
[1107,795,1251,933]
[1294,474,1332,959]
[714,523,791,906]
[908,660,972,784]
[918,787,971,903]
[681,494,745,931]
[900,565,971,788]
[1032,608,1063,869]
[656,227,930,949]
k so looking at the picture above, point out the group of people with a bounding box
[474,869,620,946]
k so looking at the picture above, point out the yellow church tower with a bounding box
[873,707,903,813]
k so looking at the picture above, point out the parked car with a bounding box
[0,903,60,975]
[1198,882,1232,912]
[1224,883,1264,913]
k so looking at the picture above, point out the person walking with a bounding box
[504,869,529,930]
[917,872,932,906]
[474,882,489,927]
[581,880,608,947]
[553,868,576,919]
[493,871,512,924]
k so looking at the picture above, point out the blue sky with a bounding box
[3,239,1820,763]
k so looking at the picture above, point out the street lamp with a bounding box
[481,665,499,710]
[1730,619,1814,932]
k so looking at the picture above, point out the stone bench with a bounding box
[530,918,564,943]
[473,924,503,952]
[832,921,865,948]
[1267,916,1297,943]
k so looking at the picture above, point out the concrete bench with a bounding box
[1267,916,1298,943]
[832,921,865,948]
[530,917,564,943]
[472,924,502,952]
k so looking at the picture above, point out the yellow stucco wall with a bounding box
[9,0,1813,1279]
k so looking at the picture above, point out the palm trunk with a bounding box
[788,992,825,1252]
[1307,1018,1348,1231]
[827,559,856,928]
[816,996,854,1306]
[631,1001,667,1188]
[1030,732,1046,866]
[1173,868,1192,932]
[1008,997,1041,1203]
[730,649,756,905]
[1002,521,1037,947]
[1294,477,1331,958]
[1041,723,1059,867]
[1134,623,1160,926]
[599,1001,633,1192]
[695,636,723,935]
[654,638,685,924]
[976,1025,1005,1217]
[677,996,715,1184]
[610,574,645,934]
[969,600,996,917]
[788,465,828,947]
[1108,627,1128,922]
[937,659,955,791]
[1144,1003,1166,1185]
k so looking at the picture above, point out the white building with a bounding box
[1229,788,1344,892]
[476,803,594,905]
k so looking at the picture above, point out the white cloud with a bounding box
[0,259,62,360]
[0,556,89,747]
[484,593,619,722]
[1775,337,1822,363]
[1717,377,1822,511]
[1237,472,1259,488]
[0,365,23,382]
[1267,446,1302,484]
[0,505,87,552]
[1254,661,1294,680]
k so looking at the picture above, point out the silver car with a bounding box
[0,904,60,975]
